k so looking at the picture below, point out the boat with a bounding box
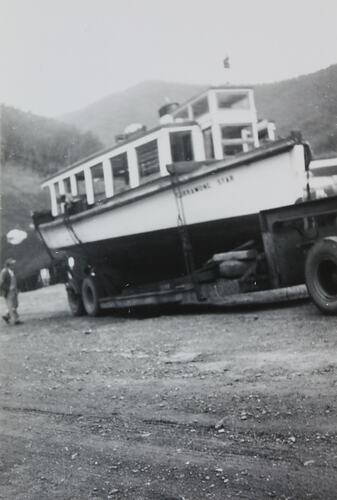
[33,85,310,296]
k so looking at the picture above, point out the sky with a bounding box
[1,0,337,117]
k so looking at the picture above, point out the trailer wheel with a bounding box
[66,284,85,316]
[81,276,100,316]
[305,237,337,314]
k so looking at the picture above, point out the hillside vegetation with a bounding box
[254,64,337,156]
[1,105,103,175]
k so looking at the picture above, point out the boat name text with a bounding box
[180,174,234,197]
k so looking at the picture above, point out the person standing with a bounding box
[0,258,23,325]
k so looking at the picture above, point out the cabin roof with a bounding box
[42,120,197,183]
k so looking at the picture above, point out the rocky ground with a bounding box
[1,285,337,500]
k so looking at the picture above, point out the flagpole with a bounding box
[223,55,231,85]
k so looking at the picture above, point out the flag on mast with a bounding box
[223,55,230,69]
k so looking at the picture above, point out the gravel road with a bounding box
[1,284,337,499]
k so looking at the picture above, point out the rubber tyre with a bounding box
[305,237,337,314]
[81,276,101,316]
[67,285,85,316]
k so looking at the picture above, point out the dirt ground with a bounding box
[1,285,337,500]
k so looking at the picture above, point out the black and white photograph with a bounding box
[1,0,337,498]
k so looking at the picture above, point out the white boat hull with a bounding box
[39,141,306,252]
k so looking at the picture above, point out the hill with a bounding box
[62,80,206,146]
[62,65,337,157]
[254,64,337,156]
[1,105,103,176]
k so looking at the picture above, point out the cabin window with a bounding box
[191,97,209,118]
[241,124,255,150]
[63,177,72,195]
[91,163,105,202]
[221,124,254,155]
[217,92,250,110]
[54,182,61,199]
[202,128,215,159]
[174,108,189,120]
[258,127,270,143]
[54,182,61,213]
[221,125,247,139]
[110,153,130,194]
[75,171,86,197]
[170,131,194,162]
[136,140,160,182]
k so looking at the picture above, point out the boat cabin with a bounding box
[41,86,276,217]
[170,86,275,159]
[42,121,204,216]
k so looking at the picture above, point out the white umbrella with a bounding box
[6,229,28,245]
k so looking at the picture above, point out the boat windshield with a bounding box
[174,108,189,120]
[191,96,209,118]
[216,91,250,110]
